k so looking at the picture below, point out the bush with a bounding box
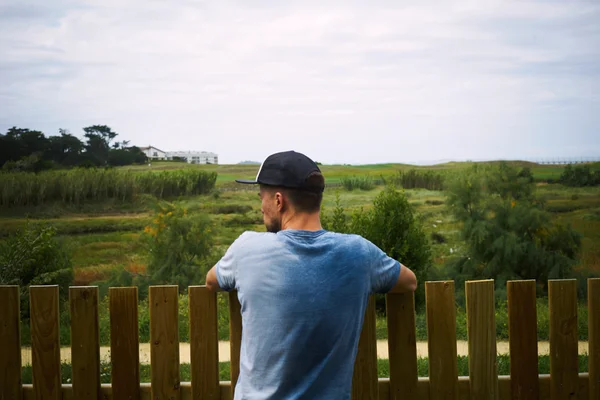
[349,186,432,308]
[141,201,217,293]
[0,223,73,319]
[559,164,600,187]
[425,199,444,206]
[340,176,375,191]
[446,163,582,295]
[392,169,445,190]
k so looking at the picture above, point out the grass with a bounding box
[20,354,590,384]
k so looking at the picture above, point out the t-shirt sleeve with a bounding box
[215,233,247,291]
[366,240,401,294]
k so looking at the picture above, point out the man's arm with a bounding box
[205,265,223,292]
[388,264,417,293]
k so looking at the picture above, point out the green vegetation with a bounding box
[340,175,376,191]
[1,126,146,172]
[446,163,581,297]
[0,169,217,207]
[3,160,599,351]
[559,164,600,187]
[388,169,445,190]
[0,224,73,319]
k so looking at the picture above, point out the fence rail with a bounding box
[1,279,599,400]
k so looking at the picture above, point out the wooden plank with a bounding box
[109,287,140,400]
[69,286,101,400]
[229,291,242,398]
[426,281,458,400]
[18,375,595,400]
[30,285,61,400]
[466,280,498,399]
[150,285,181,400]
[507,280,539,400]
[0,286,22,400]
[549,279,578,400]
[590,278,600,400]
[189,286,219,400]
[352,296,379,400]
[386,291,418,400]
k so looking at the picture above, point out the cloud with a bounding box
[1,0,599,163]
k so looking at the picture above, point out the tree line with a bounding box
[0,125,147,172]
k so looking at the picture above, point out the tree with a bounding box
[0,224,73,319]
[47,129,84,166]
[323,186,432,308]
[141,201,216,294]
[83,125,118,166]
[446,163,581,296]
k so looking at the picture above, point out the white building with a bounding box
[139,146,168,160]
[167,151,219,164]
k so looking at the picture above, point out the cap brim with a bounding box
[235,179,259,184]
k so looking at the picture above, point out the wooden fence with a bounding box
[0,279,599,399]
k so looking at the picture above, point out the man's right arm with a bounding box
[388,264,417,293]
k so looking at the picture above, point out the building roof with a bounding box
[139,145,166,153]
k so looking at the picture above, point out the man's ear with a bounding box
[275,191,285,211]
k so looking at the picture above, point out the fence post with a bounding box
[352,296,379,400]
[69,286,101,400]
[150,285,181,400]
[466,280,498,400]
[549,280,578,400]
[0,285,22,400]
[426,281,458,400]
[30,285,61,400]
[590,278,600,400]
[189,286,220,400]
[507,280,539,400]
[229,291,242,398]
[110,287,141,400]
[386,291,418,400]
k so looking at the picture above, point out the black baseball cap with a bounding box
[236,151,324,192]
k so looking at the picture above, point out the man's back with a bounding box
[216,229,400,400]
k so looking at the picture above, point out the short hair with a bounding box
[264,172,325,213]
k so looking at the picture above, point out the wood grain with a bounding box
[386,291,418,400]
[507,280,539,400]
[228,291,242,399]
[109,287,140,400]
[70,286,101,399]
[549,279,578,400]
[189,286,219,400]
[352,296,379,400]
[0,285,22,400]
[150,286,181,400]
[466,280,498,400]
[426,281,458,400]
[589,278,600,400]
[30,285,61,400]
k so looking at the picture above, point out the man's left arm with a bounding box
[206,265,223,292]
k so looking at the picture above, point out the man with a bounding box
[206,151,417,400]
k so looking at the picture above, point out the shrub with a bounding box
[392,169,445,190]
[559,164,600,187]
[213,204,253,214]
[340,176,375,191]
[0,223,73,319]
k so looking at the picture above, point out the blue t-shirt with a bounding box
[216,230,401,400]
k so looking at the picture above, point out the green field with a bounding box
[2,161,599,285]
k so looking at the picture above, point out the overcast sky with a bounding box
[1,0,599,164]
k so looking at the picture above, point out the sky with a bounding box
[1,0,599,165]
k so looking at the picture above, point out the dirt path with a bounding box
[21,340,589,365]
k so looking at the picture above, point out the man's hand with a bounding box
[205,265,223,292]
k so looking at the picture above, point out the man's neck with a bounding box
[281,212,322,231]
